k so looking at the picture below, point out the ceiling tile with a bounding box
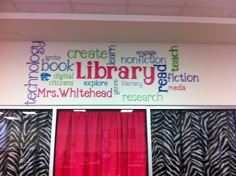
[230,9,236,17]
[71,0,127,5]
[12,0,69,3]
[15,3,71,13]
[0,2,17,12]
[72,4,127,14]
[186,0,236,9]
[129,0,187,6]
[181,7,233,17]
[128,5,181,15]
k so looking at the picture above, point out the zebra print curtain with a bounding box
[0,110,52,176]
[151,109,236,176]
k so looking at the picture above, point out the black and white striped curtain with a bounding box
[0,110,52,176]
[151,109,236,176]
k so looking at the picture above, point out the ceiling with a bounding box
[1,0,236,44]
[1,0,236,17]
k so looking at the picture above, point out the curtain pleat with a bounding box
[151,109,236,176]
[54,110,147,176]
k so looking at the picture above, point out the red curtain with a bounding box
[54,110,147,176]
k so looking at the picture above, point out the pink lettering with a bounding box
[76,61,155,85]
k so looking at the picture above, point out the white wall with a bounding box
[0,41,235,106]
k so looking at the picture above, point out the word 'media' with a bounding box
[25,41,45,105]
[168,84,186,91]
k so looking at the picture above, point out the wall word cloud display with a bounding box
[0,42,235,105]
